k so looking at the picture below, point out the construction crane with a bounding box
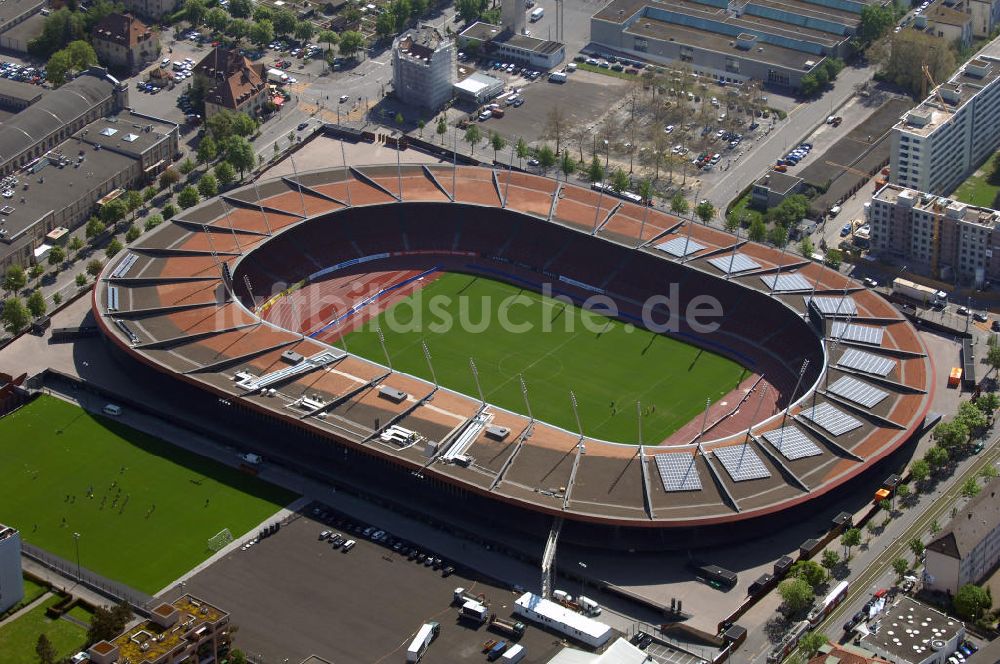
[922,64,948,109]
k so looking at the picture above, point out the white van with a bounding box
[103,404,122,416]
[530,7,544,21]
[578,596,601,616]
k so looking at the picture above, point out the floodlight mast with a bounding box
[340,139,352,206]
[421,340,437,387]
[376,327,392,371]
[503,138,517,206]
[781,359,810,429]
[469,358,485,405]
[743,384,769,445]
[636,400,643,445]
[290,153,307,217]
[569,390,584,443]
[519,374,533,423]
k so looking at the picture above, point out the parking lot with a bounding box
[645,640,709,664]
[170,502,568,663]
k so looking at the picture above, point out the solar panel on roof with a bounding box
[713,445,771,481]
[708,253,761,274]
[805,296,858,316]
[655,236,706,257]
[761,273,812,292]
[828,375,889,408]
[761,427,822,460]
[800,401,863,436]
[654,454,703,492]
[830,321,884,345]
[837,348,896,377]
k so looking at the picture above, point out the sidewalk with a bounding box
[0,591,52,629]
[20,557,116,610]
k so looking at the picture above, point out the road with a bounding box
[705,63,875,213]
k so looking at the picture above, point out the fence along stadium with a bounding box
[92,164,933,549]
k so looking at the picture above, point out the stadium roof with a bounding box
[92,164,933,529]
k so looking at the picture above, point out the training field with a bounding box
[0,396,297,593]
[342,272,747,443]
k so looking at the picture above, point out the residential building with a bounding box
[965,0,1000,37]
[860,597,964,664]
[0,525,23,614]
[870,184,1000,285]
[0,78,44,112]
[118,0,182,20]
[458,22,566,70]
[0,68,128,178]
[911,1,973,50]
[0,111,179,272]
[808,642,891,664]
[924,477,1000,595]
[194,47,269,120]
[92,13,160,73]
[751,171,804,209]
[87,595,230,664]
[392,26,457,112]
[889,56,1000,196]
[588,0,864,90]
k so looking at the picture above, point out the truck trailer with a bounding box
[489,615,526,639]
[406,622,439,663]
[460,600,489,624]
[891,278,946,307]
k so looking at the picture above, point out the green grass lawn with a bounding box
[0,396,297,593]
[952,168,1000,207]
[65,605,93,625]
[341,272,747,443]
[0,595,86,664]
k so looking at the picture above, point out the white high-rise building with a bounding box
[890,55,1000,196]
[392,26,456,112]
[0,525,23,614]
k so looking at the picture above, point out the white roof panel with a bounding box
[655,236,705,257]
[708,253,760,274]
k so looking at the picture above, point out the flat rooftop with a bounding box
[501,33,564,54]
[862,597,963,663]
[0,0,45,22]
[875,183,1000,228]
[459,21,501,42]
[625,17,821,70]
[79,113,176,156]
[108,595,227,663]
[755,171,803,194]
[0,11,44,47]
[895,55,1000,137]
[0,77,44,105]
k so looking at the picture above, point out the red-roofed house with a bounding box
[92,13,160,72]
[194,47,268,120]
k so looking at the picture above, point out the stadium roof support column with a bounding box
[377,327,393,372]
[781,359,811,430]
[700,446,740,513]
[563,443,584,509]
[290,153,307,217]
[638,447,656,520]
[768,243,790,295]
[250,180,273,236]
[341,140,352,206]
[503,141,516,206]
[422,341,438,387]
[743,385,769,445]
[396,141,403,201]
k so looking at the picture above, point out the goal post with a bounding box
[207,528,233,552]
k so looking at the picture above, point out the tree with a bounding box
[197,135,218,164]
[99,199,127,226]
[87,603,133,645]
[250,19,275,47]
[800,236,814,257]
[489,132,507,161]
[981,464,999,481]
[230,650,248,664]
[105,238,123,258]
[52,292,62,306]
[587,156,605,183]
[1,297,29,334]
[253,5,273,21]
[896,483,911,504]
[724,212,741,233]
[36,633,57,664]
[925,445,949,471]
[29,264,43,285]
[185,0,207,26]
[198,174,219,198]
[76,273,87,287]
[47,246,65,267]
[748,217,766,242]
[768,224,788,247]
[954,584,991,621]
[29,9,86,60]
[436,118,448,144]
[295,20,315,42]
[417,120,425,137]
[229,0,253,17]
[123,190,143,220]
[86,259,104,277]
[961,477,981,498]
[910,459,930,485]
[870,30,956,98]
[799,632,827,659]
[956,400,987,438]
[840,527,861,558]
[338,31,365,59]
[891,557,909,578]
[611,168,630,193]
[879,498,892,513]
[455,0,488,23]
[987,343,1000,378]
[515,138,529,168]
[908,537,924,559]
[394,111,405,126]
[858,4,894,44]
[143,186,157,203]
[790,560,827,589]
[125,224,141,243]
[160,168,180,190]
[68,236,84,253]
[463,125,482,155]
[543,107,567,156]
[824,248,842,269]
[638,179,653,206]
[85,218,106,241]
[318,30,339,53]
[179,158,197,176]
[273,8,296,35]
[45,50,72,87]
[205,7,230,33]
[778,577,814,615]
[695,201,715,225]
[222,136,255,176]
[3,265,26,295]
[933,418,970,451]
[145,214,163,232]
[26,290,46,318]
[178,186,200,209]
[670,193,689,215]
[215,161,237,186]
[375,12,395,38]
[821,549,840,569]
[560,151,577,181]
[162,203,178,220]
[537,145,557,173]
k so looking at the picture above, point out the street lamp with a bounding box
[578,561,587,597]
[72,532,81,581]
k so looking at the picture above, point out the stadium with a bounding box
[93,164,934,550]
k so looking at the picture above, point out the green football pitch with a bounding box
[0,396,297,593]
[341,272,748,443]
